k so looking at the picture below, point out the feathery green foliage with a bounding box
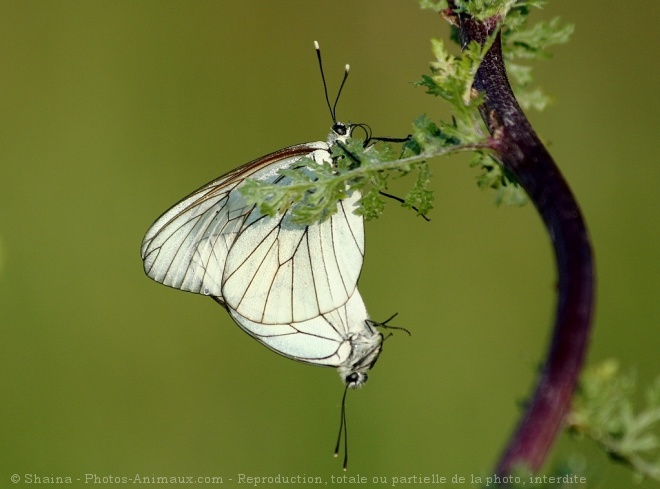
[501,3,574,110]
[567,360,660,482]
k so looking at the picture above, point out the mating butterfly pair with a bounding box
[140,42,407,468]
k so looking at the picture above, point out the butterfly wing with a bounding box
[221,188,364,324]
[141,143,328,297]
[141,140,365,324]
[223,287,379,369]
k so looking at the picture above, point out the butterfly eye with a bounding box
[333,121,348,136]
[345,372,368,388]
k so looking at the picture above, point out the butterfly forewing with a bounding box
[141,143,322,296]
[141,140,365,325]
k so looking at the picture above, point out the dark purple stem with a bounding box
[453,12,596,475]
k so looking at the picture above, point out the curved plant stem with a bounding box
[452,12,596,475]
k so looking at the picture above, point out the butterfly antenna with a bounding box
[332,64,350,123]
[314,41,336,123]
[334,384,350,470]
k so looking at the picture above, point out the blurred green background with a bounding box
[1,1,658,487]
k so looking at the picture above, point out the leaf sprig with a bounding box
[568,360,660,482]
[240,133,476,224]
[501,2,574,110]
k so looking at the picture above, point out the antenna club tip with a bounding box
[333,453,339,458]
[314,40,320,50]
[345,64,350,72]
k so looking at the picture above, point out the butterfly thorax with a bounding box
[338,329,383,389]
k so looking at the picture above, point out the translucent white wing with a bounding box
[141,139,365,325]
[141,143,327,297]
[224,288,382,376]
[221,189,364,324]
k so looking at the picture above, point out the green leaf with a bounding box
[404,161,434,217]
[418,0,447,13]
[470,153,528,205]
[569,360,660,481]
[505,17,574,60]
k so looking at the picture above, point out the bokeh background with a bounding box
[1,1,658,487]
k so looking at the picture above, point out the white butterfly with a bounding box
[141,119,383,386]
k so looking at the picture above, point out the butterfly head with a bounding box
[328,121,351,146]
[338,331,384,389]
[343,371,369,389]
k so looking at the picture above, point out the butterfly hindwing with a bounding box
[221,187,364,324]
[226,287,375,367]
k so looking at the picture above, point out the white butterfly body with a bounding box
[141,124,382,386]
